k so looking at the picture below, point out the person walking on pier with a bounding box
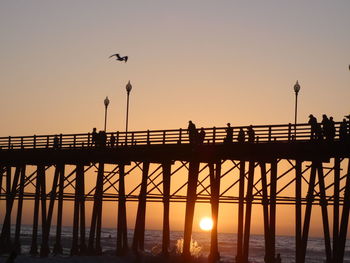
[224,123,233,143]
[247,125,255,143]
[110,133,116,148]
[308,114,318,140]
[237,127,245,143]
[198,128,206,144]
[329,116,336,141]
[53,135,60,149]
[187,121,197,144]
[92,128,97,147]
[321,114,331,141]
[339,118,348,141]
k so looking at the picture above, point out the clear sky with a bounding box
[1,1,350,237]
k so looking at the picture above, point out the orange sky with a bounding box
[1,1,350,238]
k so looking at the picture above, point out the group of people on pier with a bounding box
[187,121,255,145]
[91,128,116,148]
[308,114,349,141]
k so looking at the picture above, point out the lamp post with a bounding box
[125,81,132,133]
[293,81,301,138]
[104,96,110,131]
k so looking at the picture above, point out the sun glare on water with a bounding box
[199,217,213,231]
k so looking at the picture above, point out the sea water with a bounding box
[8,225,350,263]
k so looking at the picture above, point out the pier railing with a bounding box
[0,122,342,150]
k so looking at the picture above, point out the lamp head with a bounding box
[104,96,110,107]
[126,80,132,94]
[294,80,301,94]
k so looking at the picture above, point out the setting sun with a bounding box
[199,217,214,231]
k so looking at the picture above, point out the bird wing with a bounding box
[124,56,128,62]
[109,54,118,58]
[116,54,122,59]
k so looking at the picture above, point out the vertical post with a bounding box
[116,164,128,255]
[236,160,245,263]
[335,158,350,263]
[88,162,104,254]
[208,162,221,263]
[41,164,61,257]
[30,167,41,255]
[242,161,255,263]
[71,165,81,256]
[14,165,26,252]
[53,164,65,254]
[269,160,277,262]
[182,161,200,259]
[79,165,86,254]
[316,163,332,263]
[300,162,317,263]
[38,165,48,258]
[260,162,271,262]
[295,161,302,263]
[1,166,20,252]
[162,162,171,255]
[132,162,149,252]
[5,166,12,246]
[333,158,340,262]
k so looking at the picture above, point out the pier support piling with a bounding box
[182,161,200,259]
[208,161,221,263]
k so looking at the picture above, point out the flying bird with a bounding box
[109,53,128,63]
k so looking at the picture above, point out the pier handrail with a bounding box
[0,122,343,150]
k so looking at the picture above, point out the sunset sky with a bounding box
[1,1,350,237]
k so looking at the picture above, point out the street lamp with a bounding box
[125,80,132,133]
[104,96,110,131]
[293,80,301,138]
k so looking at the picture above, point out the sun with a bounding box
[199,217,213,231]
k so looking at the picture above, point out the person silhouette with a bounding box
[238,128,245,143]
[187,121,197,144]
[247,125,255,143]
[53,135,60,149]
[198,128,206,144]
[321,114,331,141]
[92,128,97,147]
[225,123,233,143]
[308,114,318,140]
[110,134,116,148]
[329,117,335,141]
[339,118,348,141]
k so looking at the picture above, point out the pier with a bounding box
[0,122,349,263]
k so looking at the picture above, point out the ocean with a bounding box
[5,225,350,263]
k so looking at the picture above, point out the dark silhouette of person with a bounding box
[321,114,331,141]
[110,134,116,148]
[98,131,107,147]
[237,128,245,143]
[187,121,197,144]
[329,116,336,141]
[339,118,348,141]
[247,125,255,143]
[308,114,318,140]
[53,135,60,149]
[92,128,97,147]
[198,128,206,144]
[225,123,233,143]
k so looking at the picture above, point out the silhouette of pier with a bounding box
[0,122,350,263]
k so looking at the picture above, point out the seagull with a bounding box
[109,53,128,63]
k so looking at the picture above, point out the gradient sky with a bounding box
[1,1,350,237]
